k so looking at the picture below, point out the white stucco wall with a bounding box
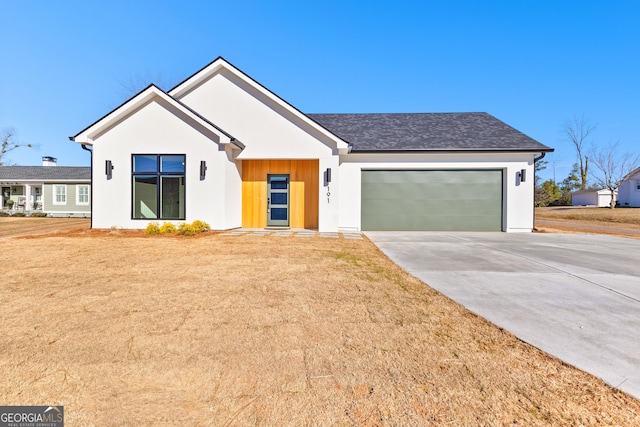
[223,146,243,229]
[337,152,536,232]
[318,156,340,232]
[90,98,233,229]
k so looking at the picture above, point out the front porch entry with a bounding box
[1,185,42,210]
[242,160,319,229]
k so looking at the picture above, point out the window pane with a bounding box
[133,176,158,218]
[55,186,66,203]
[161,176,185,219]
[270,208,287,220]
[133,155,158,173]
[271,193,287,205]
[270,176,288,189]
[161,155,185,173]
[78,186,89,203]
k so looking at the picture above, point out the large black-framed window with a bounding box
[132,154,185,220]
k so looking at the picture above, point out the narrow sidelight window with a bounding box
[77,185,90,205]
[132,154,185,219]
[53,185,67,205]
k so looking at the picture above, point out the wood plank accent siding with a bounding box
[242,160,319,228]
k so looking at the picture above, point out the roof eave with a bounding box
[72,84,159,144]
[348,147,555,154]
[72,84,239,146]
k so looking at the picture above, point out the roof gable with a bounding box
[169,57,350,154]
[309,113,553,152]
[72,84,240,148]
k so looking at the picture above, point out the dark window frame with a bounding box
[131,154,186,220]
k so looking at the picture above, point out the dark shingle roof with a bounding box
[0,166,90,181]
[308,112,552,152]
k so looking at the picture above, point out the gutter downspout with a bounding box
[80,143,93,229]
[532,152,547,232]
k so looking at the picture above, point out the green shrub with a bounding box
[0,211,10,217]
[159,222,177,234]
[191,220,210,233]
[12,212,26,217]
[177,223,196,236]
[29,212,47,217]
[145,222,161,235]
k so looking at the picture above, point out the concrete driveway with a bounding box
[365,231,640,399]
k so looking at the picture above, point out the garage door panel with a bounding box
[361,170,503,231]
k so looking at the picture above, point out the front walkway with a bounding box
[221,228,363,239]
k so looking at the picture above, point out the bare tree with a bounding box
[590,142,640,209]
[116,70,184,101]
[1,127,32,166]
[564,116,595,190]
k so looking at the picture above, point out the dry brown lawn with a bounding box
[0,217,90,237]
[1,221,639,425]
[536,206,640,225]
[536,206,640,238]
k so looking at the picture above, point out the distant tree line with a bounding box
[536,117,639,208]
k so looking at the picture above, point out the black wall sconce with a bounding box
[200,161,207,180]
[324,168,332,185]
[105,160,113,179]
[517,168,526,184]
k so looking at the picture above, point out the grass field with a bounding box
[1,220,639,425]
[536,206,640,225]
[0,217,90,237]
[535,206,640,238]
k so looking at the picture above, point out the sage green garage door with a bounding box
[361,170,503,231]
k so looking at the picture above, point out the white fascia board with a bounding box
[73,85,233,145]
[169,59,226,98]
[169,57,349,152]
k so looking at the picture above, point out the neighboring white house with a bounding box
[618,167,640,207]
[71,57,553,232]
[571,189,618,207]
[0,157,91,217]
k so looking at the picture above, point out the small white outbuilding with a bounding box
[571,189,617,207]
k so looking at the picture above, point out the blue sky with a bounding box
[1,1,638,183]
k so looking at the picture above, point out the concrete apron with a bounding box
[365,231,640,400]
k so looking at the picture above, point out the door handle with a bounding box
[267,197,270,213]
